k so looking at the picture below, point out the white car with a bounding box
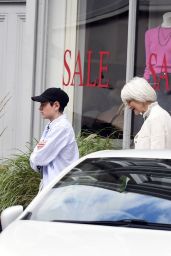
[1,149,171,256]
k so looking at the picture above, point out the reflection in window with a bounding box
[73,0,129,139]
[133,0,171,135]
[29,157,171,226]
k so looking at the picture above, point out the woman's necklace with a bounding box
[158,26,171,46]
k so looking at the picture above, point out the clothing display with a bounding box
[144,13,171,114]
[134,102,171,149]
[30,114,79,188]
[149,73,171,114]
[144,26,171,80]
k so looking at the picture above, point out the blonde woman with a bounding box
[121,77,171,149]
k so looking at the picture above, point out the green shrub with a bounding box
[77,132,121,157]
[0,133,122,212]
[0,153,40,211]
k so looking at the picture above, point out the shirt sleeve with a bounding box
[30,125,71,167]
[149,117,166,149]
[30,158,39,171]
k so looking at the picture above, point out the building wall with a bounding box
[0,1,29,159]
[1,0,171,159]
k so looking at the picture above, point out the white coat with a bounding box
[134,102,171,149]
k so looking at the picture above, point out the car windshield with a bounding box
[27,157,171,227]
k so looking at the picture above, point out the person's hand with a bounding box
[37,141,46,149]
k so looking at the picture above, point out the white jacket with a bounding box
[134,102,171,149]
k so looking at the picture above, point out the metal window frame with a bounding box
[25,0,49,146]
[31,0,49,141]
[122,0,137,149]
[0,0,26,2]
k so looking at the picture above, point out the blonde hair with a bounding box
[121,77,157,105]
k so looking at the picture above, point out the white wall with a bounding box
[46,0,67,87]
[0,3,29,159]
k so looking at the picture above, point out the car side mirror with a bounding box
[1,205,23,230]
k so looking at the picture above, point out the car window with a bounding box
[28,157,171,226]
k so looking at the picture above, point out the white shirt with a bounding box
[30,114,79,188]
[134,102,171,149]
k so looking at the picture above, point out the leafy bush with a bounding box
[0,153,40,211]
[0,133,121,212]
[77,132,121,157]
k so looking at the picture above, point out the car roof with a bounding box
[85,149,171,159]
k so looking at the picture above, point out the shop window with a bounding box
[72,0,129,139]
[133,0,171,135]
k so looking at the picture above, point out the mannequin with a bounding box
[161,12,171,28]
[143,12,171,113]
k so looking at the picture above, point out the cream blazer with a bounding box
[134,102,171,149]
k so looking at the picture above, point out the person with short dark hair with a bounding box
[30,87,79,189]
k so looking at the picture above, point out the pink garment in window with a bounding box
[144,26,171,80]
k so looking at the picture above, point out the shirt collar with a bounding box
[143,102,158,119]
[48,114,67,128]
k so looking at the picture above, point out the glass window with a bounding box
[72,0,129,141]
[133,0,171,135]
[28,157,171,230]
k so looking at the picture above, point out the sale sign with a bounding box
[148,53,171,91]
[63,49,110,88]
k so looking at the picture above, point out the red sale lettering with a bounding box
[160,54,169,91]
[149,53,159,90]
[71,51,83,86]
[98,51,110,88]
[149,53,171,91]
[62,49,110,87]
[63,49,71,86]
[85,50,96,87]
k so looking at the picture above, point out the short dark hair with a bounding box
[49,101,64,113]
